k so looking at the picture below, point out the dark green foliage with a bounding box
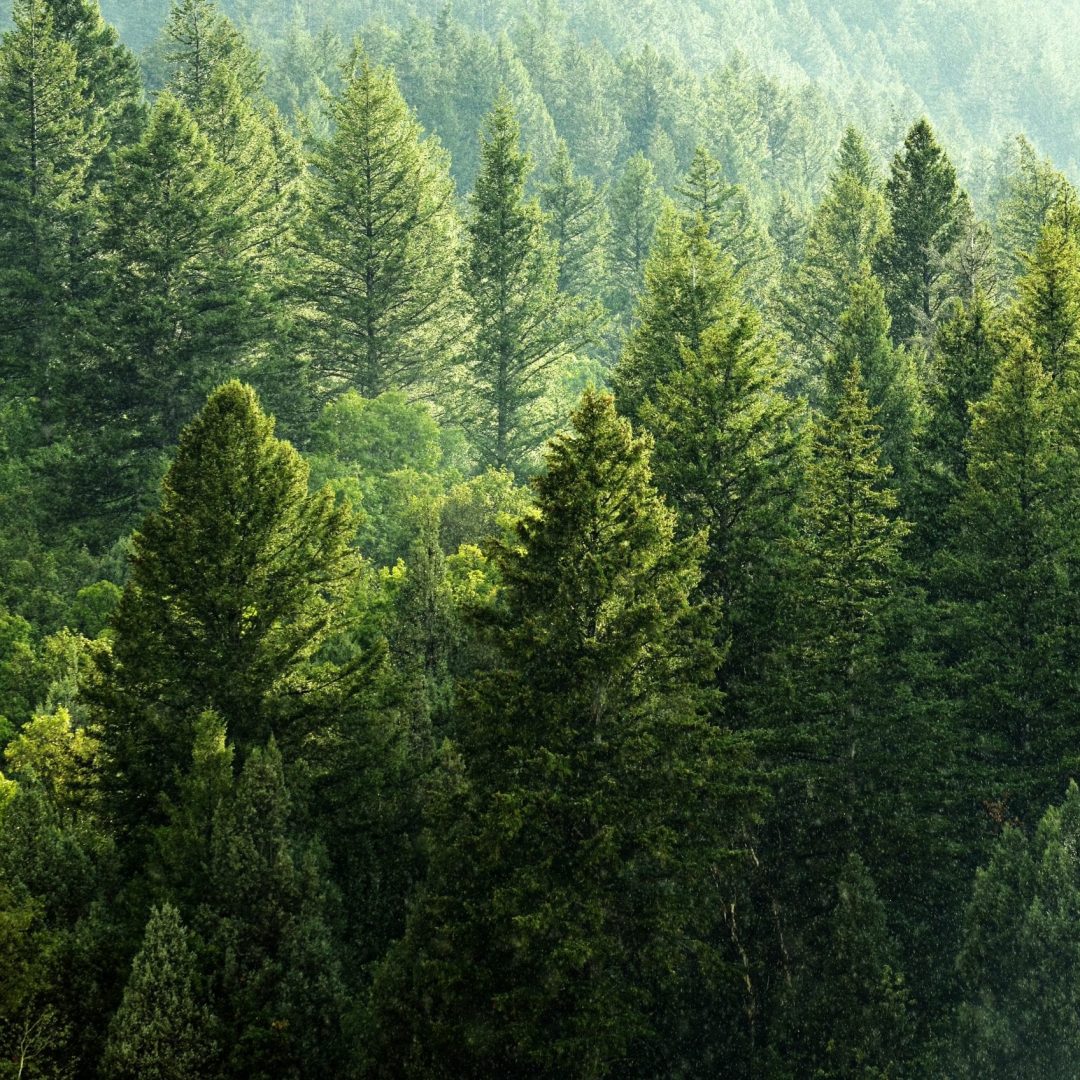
[460,92,598,472]
[370,390,754,1077]
[875,119,967,344]
[95,382,364,841]
[100,902,216,1080]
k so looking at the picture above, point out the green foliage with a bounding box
[460,91,598,472]
[299,51,462,399]
[95,382,365,841]
[371,390,754,1077]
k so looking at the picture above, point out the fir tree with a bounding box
[100,903,217,1080]
[95,382,365,841]
[539,137,609,300]
[606,150,662,330]
[875,118,967,343]
[460,91,597,473]
[299,52,462,399]
[371,391,754,1077]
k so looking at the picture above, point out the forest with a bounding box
[2,0,1080,1076]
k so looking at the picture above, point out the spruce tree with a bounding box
[937,343,1079,815]
[371,391,753,1077]
[461,91,597,473]
[0,0,100,416]
[74,94,268,524]
[615,209,738,422]
[95,382,364,841]
[100,903,217,1080]
[539,137,609,300]
[875,118,967,344]
[299,52,462,399]
[606,150,662,331]
[779,127,889,357]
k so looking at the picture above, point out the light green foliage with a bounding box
[605,149,661,332]
[100,903,216,1080]
[460,91,598,473]
[299,52,462,399]
[3,707,99,815]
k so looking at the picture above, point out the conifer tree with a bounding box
[915,292,999,558]
[100,903,217,1080]
[371,391,753,1077]
[74,94,269,523]
[957,782,1080,1080]
[606,150,662,329]
[615,209,738,422]
[937,344,1079,814]
[780,127,889,357]
[44,0,145,172]
[0,0,100,416]
[875,118,967,343]
[539,138,609,300]
[825,271,924,493]
[635,296,802,717]
[1012,219,1080,381]
[207,740,350,1080]
[461,91,597,472]
[95,382,364,840]
[299,52,462,399]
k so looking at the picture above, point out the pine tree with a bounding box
[606,150,662,330]
[371,391,754,1077]
[539,138,609,300]
[0,0,101,418]
[957,782,1080,1080]
[676,144,778,298]
[915,292,1000,559]
[207,740,350,1080]
[73,94,269,526]
[635,294,802,719]
[615,209,739,422]
[825,271,924,493]
[1012,219,1080,381]
[461,91,597,473]
[100,903,217,1080]
[936,343,1079,815]
[875,118,967,344]
[43,0,145,173]
[95,382,365,842]
[299,52,461,399]
[779,127,889,358]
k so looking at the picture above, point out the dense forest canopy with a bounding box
[4,0,1080,1076]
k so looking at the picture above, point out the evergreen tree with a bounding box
[299,52,461,399]
[44,0,145,172]
[875,119,967,344]
[73,94,269,526]
[1012,219,1080,381]
[371,391,753,1077]
[936,344,1079,815]
[916,292,1000,558]
[0,0,100,418]
[539,137,609,300]
[615,209,738,422]
[957,782,1080,1080]
[779,126,889,357]
[606,150,662,330]
[825,271,924,494]
[95,382,364,841]
[460,91,597,473]
[100,903,217,1080]
[207,740,350,1080]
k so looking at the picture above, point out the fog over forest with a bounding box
[2,0,1080,1077]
